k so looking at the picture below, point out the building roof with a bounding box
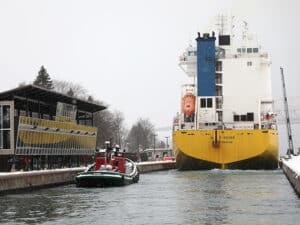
[0,84,106,113]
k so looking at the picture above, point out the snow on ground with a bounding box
[0,167,86,177]
[283,155,300,175]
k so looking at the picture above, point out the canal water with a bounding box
[0,169,300,225]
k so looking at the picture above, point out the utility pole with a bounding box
[280,67,294,156]
[165,136,169,149]
[153,134,157,160]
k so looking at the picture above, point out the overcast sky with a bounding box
[0,0,299,153]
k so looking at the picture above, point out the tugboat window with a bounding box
[247,48,252,53]
[253,48,259,53]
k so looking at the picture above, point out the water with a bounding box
[0,169,300,225]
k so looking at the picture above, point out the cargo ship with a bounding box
[173,16,278,170]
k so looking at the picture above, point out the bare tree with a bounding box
[126,118,155,152]
[53,79,87,99]
[18,81,27,87]
[112,110,128,147]
[93,108,127,149]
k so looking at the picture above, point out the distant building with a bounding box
[142,148,174,161]
[0,85,105,172]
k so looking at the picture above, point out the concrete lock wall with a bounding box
[282,163,300,196]
[0,168,84,193]
[0,161,177,193]
[137,161,177,173]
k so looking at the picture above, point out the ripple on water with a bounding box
[0,170,300,225]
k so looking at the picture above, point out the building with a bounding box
[0,84,105,172]
[142,148,174,161]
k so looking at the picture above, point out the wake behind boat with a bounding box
[75,143,139,187]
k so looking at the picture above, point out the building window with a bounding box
[242,48,246,53]
[253,48,259,53]
[237,48,241,53]
[247,48,252,53]
[0,105,11,149]
[247,61,252,66]
[200,98,206,108]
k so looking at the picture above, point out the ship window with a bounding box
[253,48,259,53]
[247,61,252,66]
[247,48,252,53]
[247,112,254,121]
[207,98,213,108]
[216,61,222,71]
[188,51,196,56]
[233,115,240,122]
[200,98,206,108]
[242,48,246,53]
[237,48,241,53]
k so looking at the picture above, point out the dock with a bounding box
[0,161,176,194]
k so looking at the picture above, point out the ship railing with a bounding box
[222,53,269,59]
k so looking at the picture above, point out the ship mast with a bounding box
[280,67,294,155]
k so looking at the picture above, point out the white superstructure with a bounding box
[176,16,276,131]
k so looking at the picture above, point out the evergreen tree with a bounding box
[33,66,54,89]
[67,88,74,97]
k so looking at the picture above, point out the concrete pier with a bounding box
[0,168,85,194]
[0,161,177,193]
[282,156,300,196]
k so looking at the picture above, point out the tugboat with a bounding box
[75,142,139,187]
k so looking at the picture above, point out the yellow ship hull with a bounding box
[173,129,278,170]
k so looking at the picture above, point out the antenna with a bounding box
[280,67,294,156]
